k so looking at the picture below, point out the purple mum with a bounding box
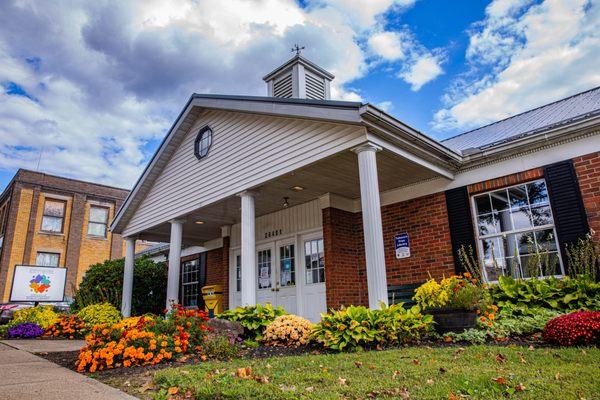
[7,322,44,339]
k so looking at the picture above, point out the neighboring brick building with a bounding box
[0,169,144,302]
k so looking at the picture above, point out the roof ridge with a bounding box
[442,85,600,143]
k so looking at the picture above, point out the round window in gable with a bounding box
[194,126,213,160]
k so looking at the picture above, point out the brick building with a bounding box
[110,55,600,321]
[0,170,138,301]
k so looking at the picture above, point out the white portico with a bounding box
[111,54,458,321]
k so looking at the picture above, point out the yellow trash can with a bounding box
[202,285,223,318]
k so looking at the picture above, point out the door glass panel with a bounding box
[305,238,325,284]
[257,249,272,289]
[181,259,199,307]
[279,244,295,287]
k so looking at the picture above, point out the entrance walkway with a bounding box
[0,341,136,400]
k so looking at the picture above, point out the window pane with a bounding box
[490,190,509,212]
[36,252,59,267]
[535,229,557,252]
[41,216,63,232]
[236,255,241,292]
[511,207,533,230]
[87,222,106,236]
[279,244,295,287]
[496,210,512,232]
[477,213,497,235]
[89,207,108,223]
[508,185,528,209]
[44,200,65,217]
[474,194,492,215]
[257,250,271,289]
[531,205,552,227]
[527,181,548,205]
[515,231,535,256]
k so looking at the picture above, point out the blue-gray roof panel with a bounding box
[442,87,600,152]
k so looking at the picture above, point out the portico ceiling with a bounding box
[135,148,440,245]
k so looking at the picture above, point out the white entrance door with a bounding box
[274,240,298,314]
[256,245,276,306]
[301,235,327,322]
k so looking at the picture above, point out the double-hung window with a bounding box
[304,238,325,284]
[36,251,60,267]
[41,199,66,233]
[472,179,563,281]
[88,206,109,237]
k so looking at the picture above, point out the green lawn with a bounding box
[147,345,600,399]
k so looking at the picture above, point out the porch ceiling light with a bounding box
[290,186,304,192]
[195,220,205,225]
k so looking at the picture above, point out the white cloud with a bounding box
[0,0,416,187]
[376,100,394,112]
[368,31,406,60]
[399,54,443,91]
[434,0,600,131]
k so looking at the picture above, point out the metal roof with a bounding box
[442,86,600,152]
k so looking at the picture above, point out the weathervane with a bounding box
[291,44,305,56]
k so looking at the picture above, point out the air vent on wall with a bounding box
[273,74,293,98]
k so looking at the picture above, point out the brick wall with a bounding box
[381,193,455,286]
[322,207,367,309]
[573,151,600,242]
[468,167,544,194]
[205,239,230,310]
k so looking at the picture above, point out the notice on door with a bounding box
[10,265,67,302]
[394,233,410,259]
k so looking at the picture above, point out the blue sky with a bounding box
[0,0,598,190]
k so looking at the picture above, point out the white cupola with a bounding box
[263,52,334,100]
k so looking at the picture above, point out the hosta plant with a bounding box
[312,304,433,351]
[262,315,313,347]
[76,302,122,328]
[488,276,600,314]
[217,303,287,340]
[542,311,600,346]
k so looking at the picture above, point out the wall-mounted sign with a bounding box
[395,233,410,259]
[10,265,67,302]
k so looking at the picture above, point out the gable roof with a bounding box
[442,86,600,152]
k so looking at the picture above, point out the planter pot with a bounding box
[426,308,478,334]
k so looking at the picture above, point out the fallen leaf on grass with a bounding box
[399,387,410,399]
[443,336,453,343]
[200,355,207,361]
[515,384,526,392]
[439,367,447,374]
[528,345,535,351]
[138,381,156,393]
[412,359,420,365]
[393,370,402,379]
[181,370,190,375]
[254,376,269,384]
[449,392,457,400]
[305,386,314,393]
[517,352,526,364]
[338,377,347,386]
[368,364,376,370]
[555,372,561,381]
[495,353,506,363]
[266,363,272,369]
[354,361,363,368]
[124,380,131,387]
[235,367,252,379]
[491,377,506,385]
[167,387,179,395]
[279,384,297,392]
[426,378,434,385]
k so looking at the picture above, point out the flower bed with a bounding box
[76,305,209,372]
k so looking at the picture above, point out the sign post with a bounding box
[394,233,410,259]
[9,265,67,303]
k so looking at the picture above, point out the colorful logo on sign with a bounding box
[29,274,51,293]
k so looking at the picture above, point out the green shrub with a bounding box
[71,256,167,315]
[203,334,240,360]
[312,304,434,351]
[76,303,122,328]
[0,324,9,339]
[217,304,287,340]
[10,305,59,329]
[488,276,600,314]
[565,234,599,281]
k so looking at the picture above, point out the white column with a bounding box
[166,219,184,310]
[353,142,388,309]
[121,237,136,317]
[238,191,257,306]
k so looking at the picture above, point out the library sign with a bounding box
[10,265,67,302]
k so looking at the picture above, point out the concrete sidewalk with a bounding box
[0,342,137,400]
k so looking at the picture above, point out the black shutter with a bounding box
[445,186,477,273]
[544,160,589,272]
